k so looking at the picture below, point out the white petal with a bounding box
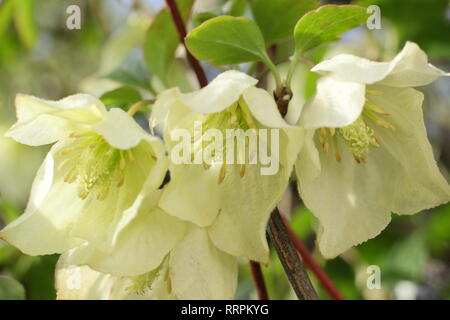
[312,42,448,87]
[242,87,293,128]
[299,76,366,129]
[380,41,449,87]
[150,88,182,129]
[208,128,303,263]
[64,195,186,277]
[181,70,258,114]
[56,255,175,300]
[70,139,167,253]
[159,164,221,227]
[56,256,117,300]
[296,136,392,259]
[367,85,450,214]
[6,94,107,146]
[93,108,157,150]
[0,142,85,255]
[169,227,238,300]
[312,54,391,84]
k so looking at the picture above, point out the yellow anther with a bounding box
[239,164,246,178]
[120,152,127,170]
[97,187,109,201]
[60,147,75,156]
[117,175,125,187]
[377,120,396,131]
[332,135,341,163]
[367,90,383,96]
[323,141,330,155]
[218,164,226,184]
[365,101,390,116]
[354,154,367,164]
[64,167,77,183]
[203,162,211,170]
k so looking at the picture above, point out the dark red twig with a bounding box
[165,0,208,88]
[281,215,345,300]
[249,261,269,300]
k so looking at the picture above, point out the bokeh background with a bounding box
[0,0,449,300]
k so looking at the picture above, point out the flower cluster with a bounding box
[1,42,449,299]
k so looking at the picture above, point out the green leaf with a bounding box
[13,0,37,50]
[186,15,270,66]
[100,86,142,109]
[143,0,194,82]
[0,0,14,37]
[0,276,25,300]
[22,255,58,300]
[105,49,153,93]
[192,12,217,29]
[294,5,369,55]
[251,0,318,46]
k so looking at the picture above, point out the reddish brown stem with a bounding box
[165,0,208,88]
[249,261,269,300]
[281,215,345,300]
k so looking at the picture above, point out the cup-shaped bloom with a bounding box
[151,70,303,263]
[59,224,238,300]
[56,254,175,300]
[0,94,178,276]
[296,42,450,258]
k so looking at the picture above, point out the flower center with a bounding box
[58,132,136,200]
[319,91,395,163]
[194,102,258,184]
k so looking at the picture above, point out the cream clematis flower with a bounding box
[56,254,176,300]
[151,70,303,263]
[0,94,186,277]
[61,224,238,300]
[295,42,450,258]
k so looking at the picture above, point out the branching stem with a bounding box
[165,0,208,88]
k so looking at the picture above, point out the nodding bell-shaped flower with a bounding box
[0,94,177,273]
[58,224,239,300]
[295,42,450,258]
[151,70,303,264]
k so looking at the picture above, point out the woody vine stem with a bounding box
[165,0,319,300]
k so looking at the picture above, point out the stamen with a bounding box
[365,101,390,116]
[239,164,246,178]
[218,164,226,184]
[366,90,383,96]
[64,167,77,183]
[59,131,137,201]
[120,151,127,170]
[332,135,341,163]
[127,150,136,164]
[363,110,396,131]
[117,175,125,187]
